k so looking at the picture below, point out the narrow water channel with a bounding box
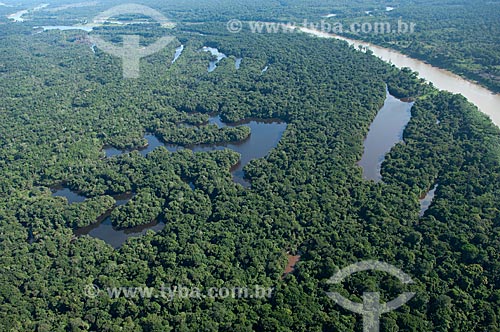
[104,116,287,187]
[51,188,164,248]
[172,45,184,64]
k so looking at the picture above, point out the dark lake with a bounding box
[52,186,86,204]
[51,189,164,248]
[104,116,287,187]
[74,216,165,249]
[64,116,287,247]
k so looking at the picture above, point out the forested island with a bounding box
[0,1,499,331]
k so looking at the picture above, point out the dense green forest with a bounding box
[0,1,499,331]
[324,0,500,93]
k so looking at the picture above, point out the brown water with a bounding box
[300,27,500,128]
[283,254,301,277]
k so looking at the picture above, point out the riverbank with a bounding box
[300,27,500,128]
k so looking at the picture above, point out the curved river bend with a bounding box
[300,27,500,128]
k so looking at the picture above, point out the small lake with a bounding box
[52,186,87,204]
[163,117,287,186]
[419,184,438,217]
[201,46,227,72]
[75,217,165,249]
[104,116,287,187]
[172,44,184,64]
[235,58,242,69]
[358,89,413,182]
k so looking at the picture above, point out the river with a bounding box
[7,4,48,22]
[300,27,500,128]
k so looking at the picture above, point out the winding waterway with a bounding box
[104,116,287,187]
[52,188,165,248]
[300,27,500,128]
[201,46,227,73]
[54,116,286,247]
[73,192,164,249]
[53,27,496,245]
